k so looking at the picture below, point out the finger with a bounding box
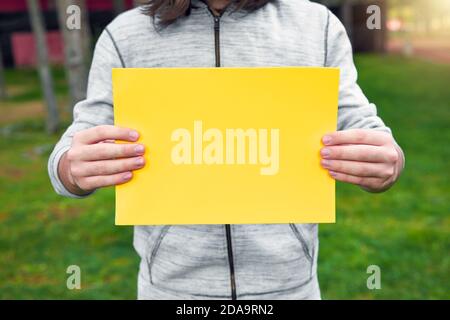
[73,157,145,177]
[76,171,133,190]
[321,159,394,178]
[320,145,390,162]
[70,143,145,161]
[328,170,387,190]
[73,125,139,145]
[322,129,392,146]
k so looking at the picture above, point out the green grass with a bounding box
[319,55,450,299]
[2,67,68,104]
[0,55,449,299]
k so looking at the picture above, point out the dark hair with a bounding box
[142,0,272,26]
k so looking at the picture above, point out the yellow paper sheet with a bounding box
[112,67,339,225]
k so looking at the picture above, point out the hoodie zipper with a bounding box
[207,6,237,300]
[213,15,221,67]
[225,224,237,300]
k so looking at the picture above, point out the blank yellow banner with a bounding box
[112,67,339,225]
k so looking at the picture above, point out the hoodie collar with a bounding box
[192,0,247,19]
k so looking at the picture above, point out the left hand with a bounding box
[320,129,404,193]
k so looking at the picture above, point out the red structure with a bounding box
[0,0,134,12]
[0,0,135,67]
[11,31,64,67]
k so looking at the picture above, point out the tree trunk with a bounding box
[0,45,6,100]
[27,0,59,133]
[113,0,126,15]
[56,0,91,111]
[341,0,353,42]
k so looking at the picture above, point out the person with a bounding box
[48,0,405,299]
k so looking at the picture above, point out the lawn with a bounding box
[0,55,449,299]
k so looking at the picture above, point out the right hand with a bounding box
[59,125,146,195]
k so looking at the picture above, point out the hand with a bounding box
[320,129,404,193]
[59,125,146,195]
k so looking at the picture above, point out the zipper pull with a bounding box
[214,16,220,27]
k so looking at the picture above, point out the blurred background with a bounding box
[0,0,448,299]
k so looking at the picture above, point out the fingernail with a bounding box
[123,172,132,180]
[135,157,144,166]
[129,131,139,140]
[322,135,332,145]
[321,148,331,158]
[321,159,331,168]
[135,145,145,154]
[329,170,337,178]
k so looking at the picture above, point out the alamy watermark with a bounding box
[171,120,280,175]
[66,265,81,290]
[366,265,382,290]
[66,5,81,30]
[64,4,383,31]
[367,5,382,30]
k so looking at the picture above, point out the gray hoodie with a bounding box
[48,0,395,299]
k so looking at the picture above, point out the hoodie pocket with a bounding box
[289,223,317,278]
[232,224,318,296]
[146,225,172,285]
[289,224,313,264]
[145,224,231,297]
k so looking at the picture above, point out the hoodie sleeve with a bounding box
[325,11,391,133]
[325,10,405,168]
[47,29,124,198]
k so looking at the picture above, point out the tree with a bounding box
[56,0,91,110]
[27,0,59,133]
[341,0,353,41]
[113,0,126,15]
[0,45,6,100]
